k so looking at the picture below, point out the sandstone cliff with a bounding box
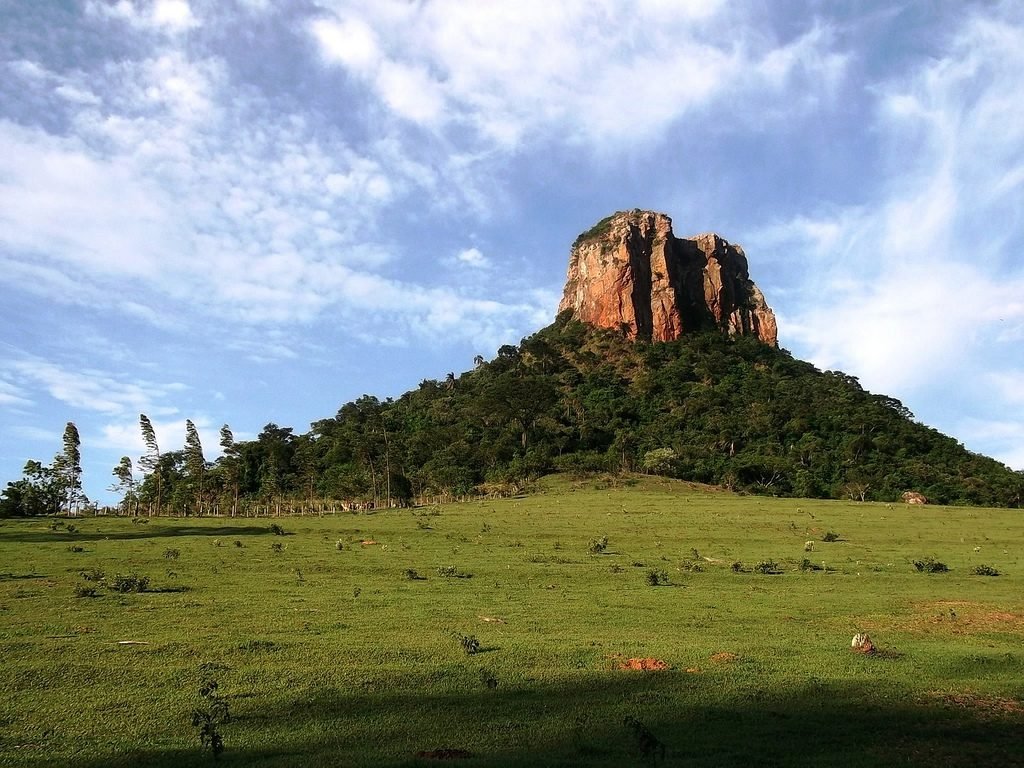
[558,210,778,346]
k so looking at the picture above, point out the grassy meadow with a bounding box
[1,475,1022,767]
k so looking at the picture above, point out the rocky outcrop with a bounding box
[558,210,778,346]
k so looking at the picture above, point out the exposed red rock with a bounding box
[559,210,778,346]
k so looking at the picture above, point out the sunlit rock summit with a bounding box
[558,210,778,346]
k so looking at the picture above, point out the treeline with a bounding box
[3,315,1022,516]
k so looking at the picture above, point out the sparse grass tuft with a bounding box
[913,557,949,573]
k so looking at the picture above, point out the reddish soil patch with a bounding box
[609,655,670,671]
[415,748,474,760]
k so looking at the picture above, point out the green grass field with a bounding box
[2,475,1022,767]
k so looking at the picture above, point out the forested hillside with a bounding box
[3,315,1022,516]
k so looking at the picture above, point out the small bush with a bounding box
[270,542,283,553]
[109,573,149,593]
[913,557,949,573]
[645,569,669,586]
[269,523,286,536]
[730,561,744,573]
[66,524,78,534]
[971,564,1000,576]
[233,540,243,548]
[436,566,471,578]
[164,548,180,559]
[822,532,840,542]
[678,559,704,573]
[588,535,609,555]
[799,559,823,572]
[404,569,426,581]
[458,634,481,655]
[754,560,781,575]
[80,568,105,582]
[74,584,97,598]
[67,545,84,553]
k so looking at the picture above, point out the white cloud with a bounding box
[308,1,849,146]
[455,247,487,268]
[86,0,198,33]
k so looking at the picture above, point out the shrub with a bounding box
[80,568,105,582]
[799,559,823,572]
[66,524,78,534]
[678,559,704,573]
[233,540,243,548]
[436,566,471,578]
[588,535,609,555]
[404,569,426,581]
[269,523,286,536]
[458,634,481,655]
[164,548,180,559]
[913,557,949,573]
[822,532,840,542]
[67,545,84,553]
[754,560,781,574]
[270,542,283,553]
[191,673,229,760]
[971,564,1000,576]
[74,584,97,598]
[730,561,744,573]
[109,573,149,593]
[645,569,669,586]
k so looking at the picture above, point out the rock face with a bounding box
[558,210,778,346]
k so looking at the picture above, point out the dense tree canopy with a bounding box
[3,318,1022,516]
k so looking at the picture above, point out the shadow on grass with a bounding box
[0,525,274,543]
[14,674,1024,768]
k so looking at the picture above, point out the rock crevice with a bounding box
[559,210,778,346]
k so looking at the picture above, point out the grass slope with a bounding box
[1,476,1022,767]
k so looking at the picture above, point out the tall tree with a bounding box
[54,422,83,516]
[139,414,162,515]
[184,420,206,514]
[110,456,137,515]
[219,425,241,517]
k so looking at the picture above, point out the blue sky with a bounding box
[1,0,1022,504]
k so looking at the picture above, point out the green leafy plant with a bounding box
[754,560,781,574]
[730,561,744,573]
[270,541,283,553]
[645,569,669,586]
[799,559,823,572]
[913,557,949,573]
[164,548,180,559]
[109,573,149,593]
[191,672,230,761]
[822,531,840,542]
[971,564,1000,576]
[74,584,97,598]
[269,523,286,536]
[587,535,609,555]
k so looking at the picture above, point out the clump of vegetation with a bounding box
[233,540,243,548]
[588,535,609,555]
[645,569,669,586]
[799,559,824,572]
[74,584,97,598]
[164,548,180,559]
[80,568,104,582]
[67,544,84,553]
[109,573,149,593]
[335,540,345,551]
[131,517,149,525]
[678,559,704,573]
[191,672,230,761]
[66,524,78,534]
[237,639,276,652]
[913,557,949,573]
[730,561,745,573]
[971,564,1000,576]
[270,542,283,553]
[404,569,426,581]
[822,531,840,542]
[457,634,481,655]
[269,523,286,536]
[48,520,65,531]
[754,560,781,574]
[572,213,616,248]
[479,668,498,689]
[436,566,472,578]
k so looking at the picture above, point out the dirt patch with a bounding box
[608,655,670,671]
[359,540,378,546]
[875,601,1024,636]
[709,652,740,664]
